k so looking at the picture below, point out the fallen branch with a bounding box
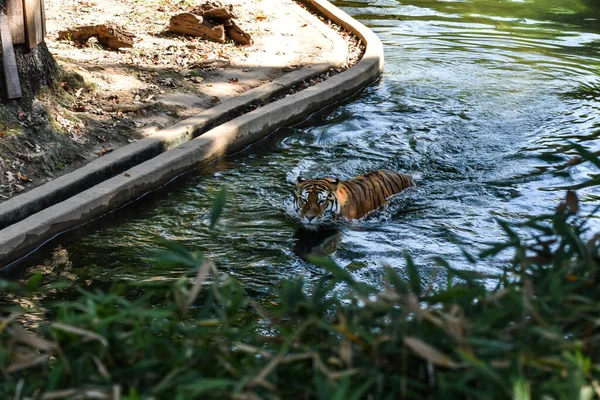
[57,23,136,50]
[169,1,252,46]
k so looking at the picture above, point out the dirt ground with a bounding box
[0,0,359,202]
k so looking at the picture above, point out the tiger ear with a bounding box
[296,176,306,186]
[327,178,340,190]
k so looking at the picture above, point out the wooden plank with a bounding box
[0,10,23,99]
[23,0,43,49]
[40,0,46,37]
[6,0,25,44]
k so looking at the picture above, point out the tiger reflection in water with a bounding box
[293,226,342,261]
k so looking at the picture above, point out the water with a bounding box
[7,0,600,293]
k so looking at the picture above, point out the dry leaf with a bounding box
[92,355,111,380]
[403,336,457,369]
[340,339,352,367]
[407,294,443,328]
[73,103,87,112]
[40,389,78,400]
[56,114,75,131]
[16,172,32,182]
[182,260,213,315]
[566,190,579,213]
[99,147,114,156]
[8,354,49,373]
[51,322,109,347]
[8,327,56,351]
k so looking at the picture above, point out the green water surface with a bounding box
[6,0,600,295]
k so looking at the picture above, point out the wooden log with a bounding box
[57,23,135,50]
[0,10,22,99]
[192,5,237,21]
[6,0,25,44]
[225,19,252,46]
[23,0,43,48]
[169,13,225,43]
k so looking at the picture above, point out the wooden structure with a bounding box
[1,0,45,99]
[0,10,21,98]
[6,0,46,49]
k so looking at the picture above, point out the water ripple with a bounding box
[12,0,600,294]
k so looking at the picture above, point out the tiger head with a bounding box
[294,177,341,226]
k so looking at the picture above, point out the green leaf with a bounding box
[307,255,373,296]
[512,375,531,400]
[348,378,375,400]
[497,219,520,242]
[457,350,510,395]
[432,257,482,283]
[181,378,234,395]
[384,265,409,295]
[569,142,600,169]
[153,239,203,268]
[210,185,228,230]
[26,273,42,291]
[0,279,24,293]
[404,251,421,296]
[537,152,566,163]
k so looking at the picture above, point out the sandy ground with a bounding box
[0,0,345,200]
[44,0,336,126]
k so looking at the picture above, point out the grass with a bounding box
[1,145,599,399]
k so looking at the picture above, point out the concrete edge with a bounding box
[0,0,385,269]
[0,1,348,231]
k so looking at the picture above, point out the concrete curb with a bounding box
[0,2,347,231]
[0,0,384,268]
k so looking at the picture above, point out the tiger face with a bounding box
[294,177,341,226]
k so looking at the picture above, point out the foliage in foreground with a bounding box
[1,153,600,399]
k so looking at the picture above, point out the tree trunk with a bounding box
[0,0,59,99]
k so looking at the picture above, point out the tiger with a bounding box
[294,170,415,226]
